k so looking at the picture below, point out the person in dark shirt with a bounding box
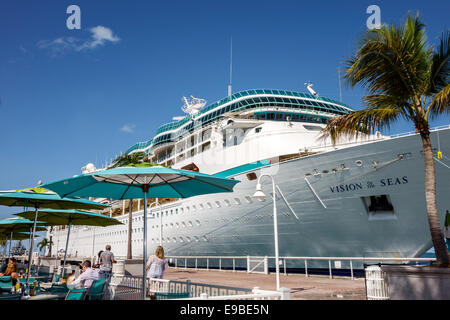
[99,245,116,280]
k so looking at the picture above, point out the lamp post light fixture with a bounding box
[252,174,280,291]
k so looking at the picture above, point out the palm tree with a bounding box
[321,14,449,266]
[110,152,146,168]
[37,238,53,254]
[48,226,53,257]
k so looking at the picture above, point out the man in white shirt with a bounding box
[71,260,99,289]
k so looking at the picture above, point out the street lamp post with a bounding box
[252,174,280,291]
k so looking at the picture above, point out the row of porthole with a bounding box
[151,220,200,229]
[59,196,266,239]
[151,196,265,218]
[151,235,207,243]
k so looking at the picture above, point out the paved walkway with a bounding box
[163,268,366,300]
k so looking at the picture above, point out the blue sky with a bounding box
[0,0,449,228]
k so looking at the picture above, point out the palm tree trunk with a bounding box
[127,200,133,260]
[420,131,450,266]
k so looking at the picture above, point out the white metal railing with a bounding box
[305,124,450,154]
[389,124,450,139]
[167,255,437,280]
[185,287,290,300]
[108,275,254,300]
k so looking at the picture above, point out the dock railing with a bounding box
[166,255,437,280]
[108,275,267,300]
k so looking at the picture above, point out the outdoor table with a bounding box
[28,291,66,300]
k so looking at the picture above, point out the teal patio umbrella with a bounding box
[15,208,122,277]
[0,188,109,283]
[0,231,38,264]
[0,218,47,260]
[0,231,38,241]
[42,166,239,299]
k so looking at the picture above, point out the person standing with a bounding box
[99,245,116,280]
[146,246,169,279]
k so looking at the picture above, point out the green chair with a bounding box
[0,276,12,293]
[65,288,88,300]
[48,283,69,294]
[19,277,35,284]
[0,293,21,300]
[86,279,107,300]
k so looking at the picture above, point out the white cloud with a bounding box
[78,26,121,50]
[37,26,120,56]
[120,124,136,133]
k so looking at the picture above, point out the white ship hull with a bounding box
[54,128,450,268]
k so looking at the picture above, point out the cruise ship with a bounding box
[49,87,450,269]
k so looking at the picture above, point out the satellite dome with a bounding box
[81,163,97,174]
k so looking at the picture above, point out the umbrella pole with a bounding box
[62,222,72,278]
[142,192,148,300]
[26,205,39,283]
[8,231,12,259]
[3,234,8,260]
[29,227,32,256]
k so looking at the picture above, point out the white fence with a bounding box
[365,265,390,300]
[185,287,290,300]
[109,275,262,300]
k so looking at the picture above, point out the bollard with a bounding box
[305,260,308,277]
[279,287,291,300]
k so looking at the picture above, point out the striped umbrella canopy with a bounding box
[42,165,240,300]
[0,188,109,282]
[15,209,122,276]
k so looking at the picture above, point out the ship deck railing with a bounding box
[306,123,450,154]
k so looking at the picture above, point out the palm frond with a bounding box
[427,84,450,119]
[320,107,402,145]
[428,31,450,95]
[345,15,430,103]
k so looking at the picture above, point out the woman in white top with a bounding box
[146,246,169,279]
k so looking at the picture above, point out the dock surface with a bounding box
[163,268,366,300]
